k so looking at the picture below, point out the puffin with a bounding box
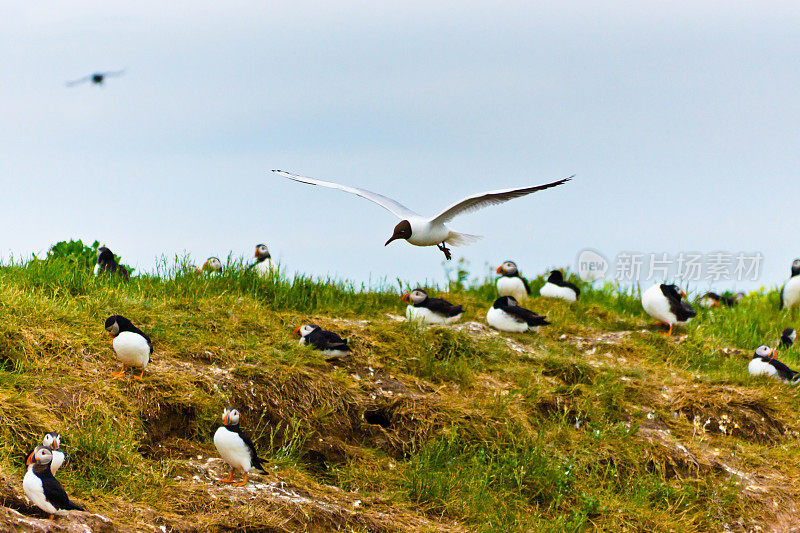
[698,292,741,308]
[748,345,799,382]
[213,407,266,486]
[41,433,65,475]
[66,70,125,87]
[104,315,152,379]
[294,324,351,359]
[780,259,800,310]
[402,288,463,325]
[202,257,223,274]
[641,284,697,335]
[251,244,275,276]
[23,446,84,519]
[94,246,129,280]
[779,328,796,349]
[495,261,530,302]
[539,270,580,302]
[487,296,550,333]
[275,170,571,260]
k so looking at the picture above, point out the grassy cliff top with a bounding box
[1,259,799,532]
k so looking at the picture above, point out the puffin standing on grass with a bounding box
[104,315,152,379]
[213,407,266,487]
[486,296,550,333]
[94,246,129,280]
[402,288,463,325]
[748,345,799,382]
[294,324,351,359]
[496,261,530,302]
[780,259,800,309]
[23,446,84,519]
[41,433,64,475]
[539,270,580,302]
[252,244,275,276]
[641,284,697,336]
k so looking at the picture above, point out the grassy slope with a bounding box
[1,260,800,532]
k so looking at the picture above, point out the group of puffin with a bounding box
[639,259,800,384]
[93,244,275,280]
[22,250,800,519]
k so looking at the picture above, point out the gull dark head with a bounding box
[754,345,773,359]
[293,324,319,338]
[222,407,240,426]
[496,261,518,276]
[255,244,271,261]
[385,220,412,246]
[401,288,428,304]
[42,432,61,450]
[792,259,800,277]
[547,270,564,283]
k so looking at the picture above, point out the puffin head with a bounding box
[496,261,518,276]
[661,284,687,300]
[754,345,773,359]
[547,270,564,283]
[104,315,121,336]
[493,296,518,308]
[27,446,52,466]
[202,257,223,273]
[782,328,797,344]
[97,246,114,264]
[255,244,271,261]
[294,324,318,338]
[385,220,412,246]
[222,407,240,426]
[792,259,800,277]
[42,432,60,450]
[402,288,428,305]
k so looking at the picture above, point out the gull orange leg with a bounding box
[112,365,126,378]
[232,472,248,487]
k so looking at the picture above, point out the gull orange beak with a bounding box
[293,326,301,336]
[26,451,35,465]
[401,293,409,302]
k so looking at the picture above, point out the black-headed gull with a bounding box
[273,170,571,259]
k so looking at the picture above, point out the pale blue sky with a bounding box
[3,1,799,291]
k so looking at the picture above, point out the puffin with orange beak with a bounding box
[41,432,65,474]
[402,288,463,325]
[495,261,530,302]
[294,324,351,359]
[641,283,696,336]
[105,315,152,379]
[23,446,84,519]
[251,244,275,276]
[213,407,266,487]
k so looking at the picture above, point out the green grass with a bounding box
[1,256,799,531]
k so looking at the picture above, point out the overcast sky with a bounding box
[3,1,799,291]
